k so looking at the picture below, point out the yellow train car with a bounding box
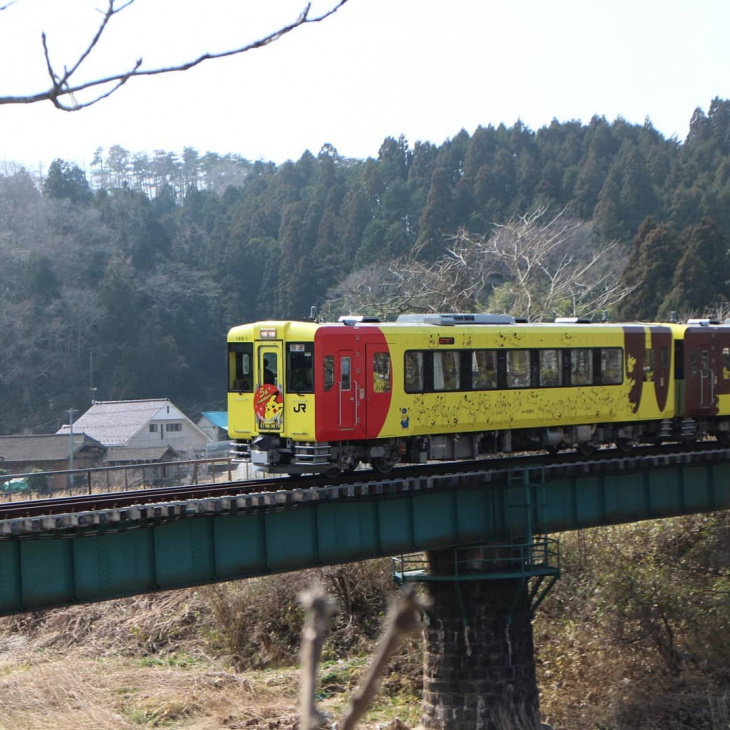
[227,313,727,475]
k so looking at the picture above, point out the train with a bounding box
[227,313,730,476]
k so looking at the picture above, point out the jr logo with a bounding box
[293,403,307,413]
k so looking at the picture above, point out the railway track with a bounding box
[1,442,728,525]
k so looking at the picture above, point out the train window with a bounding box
[701,351,709,377]
[373,352,391,393]
[405,352,424,392]
[472,351,497,389]
[571,349,593,386]
[689,349,698,376]
[434,351,460,391]
[229,342,253,392]
[723,347,730,379]
[324,356,335,391]
[539,350,562,387]
[643,348,655,382]
[600,348,623,385]
[507,350,531,388]
[287,343,314,393]
[341,357,352,391]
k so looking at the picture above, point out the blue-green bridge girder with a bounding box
[1,453,729,615]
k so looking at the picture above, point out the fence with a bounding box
[0,456,236,501]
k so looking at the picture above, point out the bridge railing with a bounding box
[392,538,561,583]
[0,457,235,501]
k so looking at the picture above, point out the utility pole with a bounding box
[67,408,77,488]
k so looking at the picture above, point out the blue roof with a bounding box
[200,411,228,429]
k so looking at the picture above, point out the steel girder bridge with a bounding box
[1,447,729,616]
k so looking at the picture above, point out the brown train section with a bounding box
[622,325,646,413]
[715,327,730,397]
[651,326,672,412]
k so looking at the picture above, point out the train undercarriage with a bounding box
[231,416,730,477]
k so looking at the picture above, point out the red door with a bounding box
[338,350,356,430]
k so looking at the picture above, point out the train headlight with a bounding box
[260,328,277,339]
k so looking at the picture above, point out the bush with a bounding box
[200,560,400,671]
[536,512,730,729]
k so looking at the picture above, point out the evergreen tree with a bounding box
[43,160,93,205]
[617,219,682,319]
[415,167,454,260]
[660,218,729,316]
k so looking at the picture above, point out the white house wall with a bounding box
[127,423,207,455]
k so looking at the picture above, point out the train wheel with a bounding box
[371,456,398,475]
[324,466,343,479]
[577,442,596,456]
[616,438,636,454]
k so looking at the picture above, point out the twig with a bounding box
[339,587,426,730]
[0,0,351,110]
[299,585,337,730]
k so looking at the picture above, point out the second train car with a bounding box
[227,313,730,476]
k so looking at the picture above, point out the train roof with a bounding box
[228,316,700,341]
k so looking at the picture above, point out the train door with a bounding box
[255,343,284,432]
[684,329,717,415]
[718,331,730,397]
[338,350,357,430]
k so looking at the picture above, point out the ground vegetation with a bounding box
[0,514,727,728]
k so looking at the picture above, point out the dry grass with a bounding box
[1,516,727,729]
[0,640,418,730]
[0,646,311,729]
[0,563,420,730]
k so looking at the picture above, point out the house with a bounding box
[0,433,106,489]
[57,399,209,463]
[197,411,228,441]
[103,445,179,466]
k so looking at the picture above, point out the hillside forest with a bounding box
[3,98,730,434]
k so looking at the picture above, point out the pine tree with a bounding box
[43,160,93,205]
[617,219,682,319]
[660,218,729,316]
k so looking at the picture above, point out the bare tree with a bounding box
[451,206,633,321]
[321,258,481,320]
[0,0,350,110]
[325,207,634,322]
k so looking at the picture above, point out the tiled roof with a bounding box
[57,399,174,445]
[0,434,104,463]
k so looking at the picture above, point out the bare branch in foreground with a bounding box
[339,588,426,730]
[0,0,350,110]
[299,585,338,730]
[298,585,426,730]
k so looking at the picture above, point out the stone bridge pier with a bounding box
[394,541,558,730]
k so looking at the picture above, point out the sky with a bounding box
[0,0,729,173]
